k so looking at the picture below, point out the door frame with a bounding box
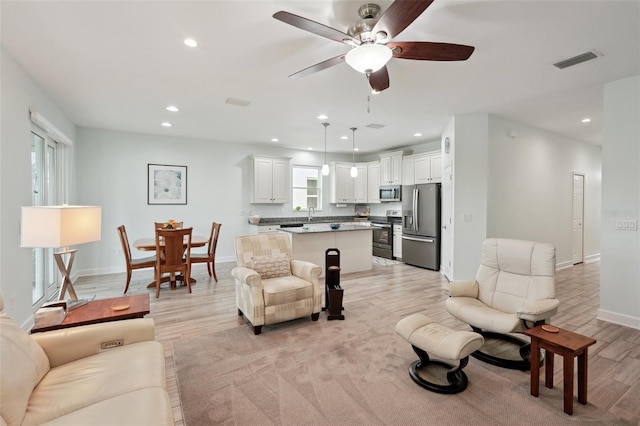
[572,172,585,265]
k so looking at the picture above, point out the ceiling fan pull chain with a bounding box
[367,95,371,113]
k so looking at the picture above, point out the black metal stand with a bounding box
[324,248,344,320]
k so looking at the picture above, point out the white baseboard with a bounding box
[556,260,573,270]
[597,309,640,330]
[556,253,601,271]
[76,257,237,278]
[585,253,601,263]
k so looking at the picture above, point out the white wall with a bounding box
[0,47,76,326]
[450,114,490,280]
[599,74,640,329]
[487,116,602,268]
[75,127,363,275]
[446,113,602,280]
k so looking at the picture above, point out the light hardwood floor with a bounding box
[75,260,640,425]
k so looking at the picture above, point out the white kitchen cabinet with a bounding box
[402,151,442,185]
[330,162,367,203]
[393,223,403,259]
[252,156,290,203]
[354,164,368,203]
[249,224,281,235]
[402,157,414,185]
[380,151,404,185]
[367,161,380,203]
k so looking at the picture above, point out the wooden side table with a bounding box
[524,325,596,415]
[31,294,150,333]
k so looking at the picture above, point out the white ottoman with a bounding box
[396,313,484,394]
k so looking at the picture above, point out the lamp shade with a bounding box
[345,44,393,74]
[21,206,102,248]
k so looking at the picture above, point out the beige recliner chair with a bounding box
[231,234,322,335]
[444,238,559,370]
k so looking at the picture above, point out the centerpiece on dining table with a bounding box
[163,219,178,229]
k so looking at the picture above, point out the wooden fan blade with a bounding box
[273,11,359,46]
[289,54,347,79]
[368,66,390,92]
[372,0,434,40]
[388,41,475,61]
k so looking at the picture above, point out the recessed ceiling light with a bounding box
[271,138,279,142]
[184,38,198,48]
[414,132,422,137]
[354,148,360,151]
[317,114,328,120]
[161,122,172,127]
[340,135,348,140]
[307,147,313,150]
[166,105,179,112]
[581,118,591,123]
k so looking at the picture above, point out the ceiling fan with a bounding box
[273,0,475,93]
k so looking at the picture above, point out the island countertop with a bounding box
[279,224,371,234]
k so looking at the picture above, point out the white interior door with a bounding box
[441,162,453,280]
[572,173,584,264]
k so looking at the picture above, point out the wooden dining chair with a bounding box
[117,225,156,294]
[154,221,183,229]
[155,227,193,298]
[190,222,221,281]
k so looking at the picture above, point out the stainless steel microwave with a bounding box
[379,185,401,202]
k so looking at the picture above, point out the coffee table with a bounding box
[524,324,596,415]
[31,294,150,333]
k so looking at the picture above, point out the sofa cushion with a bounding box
[252,253,291,279]
[21,341,165,426]
[0,311,50,426]
[38,388,173,426]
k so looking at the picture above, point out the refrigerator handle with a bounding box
[402,235,434,243]
[414,188,419,231]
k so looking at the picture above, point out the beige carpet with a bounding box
[173,301,628,426]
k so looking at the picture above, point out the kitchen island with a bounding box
[279,224,372,276]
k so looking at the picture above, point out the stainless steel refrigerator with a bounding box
[402,183,441,270]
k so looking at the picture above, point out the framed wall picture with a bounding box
[147,164,187,205]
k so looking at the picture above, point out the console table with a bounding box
[31,294,150,333]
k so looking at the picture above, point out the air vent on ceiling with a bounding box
[366,123,386,129]
[553,51,599,69]
[225,97,251,107]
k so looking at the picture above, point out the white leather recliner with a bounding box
[231,234,322,335]
[444,238,559,370]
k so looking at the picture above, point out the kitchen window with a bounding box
[292,165,322,211]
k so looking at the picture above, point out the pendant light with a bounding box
[321,122,330,176]
[350,127,358,178]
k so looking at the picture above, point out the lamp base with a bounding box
[66,298,91,311]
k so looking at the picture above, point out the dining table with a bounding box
[133,235,208,289]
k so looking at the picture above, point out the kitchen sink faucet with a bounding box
[308,206,315,221]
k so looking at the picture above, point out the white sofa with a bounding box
[0,293,174,426]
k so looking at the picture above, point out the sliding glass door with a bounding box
[30,130,58,304]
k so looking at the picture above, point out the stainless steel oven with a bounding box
[370,210,401,260]
[371,222,392,259]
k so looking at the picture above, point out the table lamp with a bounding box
[21,205,101,309]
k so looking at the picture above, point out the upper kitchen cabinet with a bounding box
[252,156,291,203]
[330,162,367,203]
[402,151,442,185]
[379,151,404,185]
[367,161,380,203]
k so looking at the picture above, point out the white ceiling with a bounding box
[1,1,639,154]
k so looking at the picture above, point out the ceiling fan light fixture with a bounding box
[322,122,330,176]
[345,44,392,74]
